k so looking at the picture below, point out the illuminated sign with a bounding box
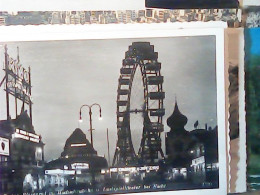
[118,167,137,172]
[102,166,159,174]
[0,137,9,156]
[70,143,87,147]
[5,54,32,104]
[12,129,40,143]
[8,57,30,82]
[45,169,75,175]
[71,163,89,170]
[207,163,219,170]
[191,156,205,166]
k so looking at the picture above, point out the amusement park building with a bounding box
[44,128,108,192]
[165,102,219,186]
[0,111,45,194]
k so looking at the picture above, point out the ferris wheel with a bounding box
[113,42,165,167]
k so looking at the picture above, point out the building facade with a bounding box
[45,128,108,192]
[0,111,44,194]
[165,101,219,187]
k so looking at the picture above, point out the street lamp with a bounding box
[79,103,102,147]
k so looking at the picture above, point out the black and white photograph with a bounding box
[0,26,226,195]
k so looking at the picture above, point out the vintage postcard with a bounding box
[145,0,239,9]
[0,24,226,194]
[0,10,241,27]
[0,0,145,11]
[245,27,260,191]
[244,6,260,28]
[224,28,246,193]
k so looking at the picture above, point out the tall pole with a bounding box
[89,108,93,147]
[4,45,10,119]
[15,48,19,118]
[29,67,32,124]
[15,83,17,118]
[107,128,111,166]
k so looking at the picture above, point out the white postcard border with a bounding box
[0,23,227,195]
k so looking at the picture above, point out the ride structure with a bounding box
[113,42,165,167]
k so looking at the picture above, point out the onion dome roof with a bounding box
[167,101,188,130]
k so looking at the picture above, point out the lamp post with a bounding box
[79,103,102,147]
[79,103,102,192]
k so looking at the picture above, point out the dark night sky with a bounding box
[0,36,217,162]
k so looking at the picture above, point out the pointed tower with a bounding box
[45,128,108,191]
[46,128,108,170]
[61,128,97,158]
[13,110,35,133]
[167,101,188,133]
[165,101,193,168]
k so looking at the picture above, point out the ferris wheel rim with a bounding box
[114,42,165,166]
